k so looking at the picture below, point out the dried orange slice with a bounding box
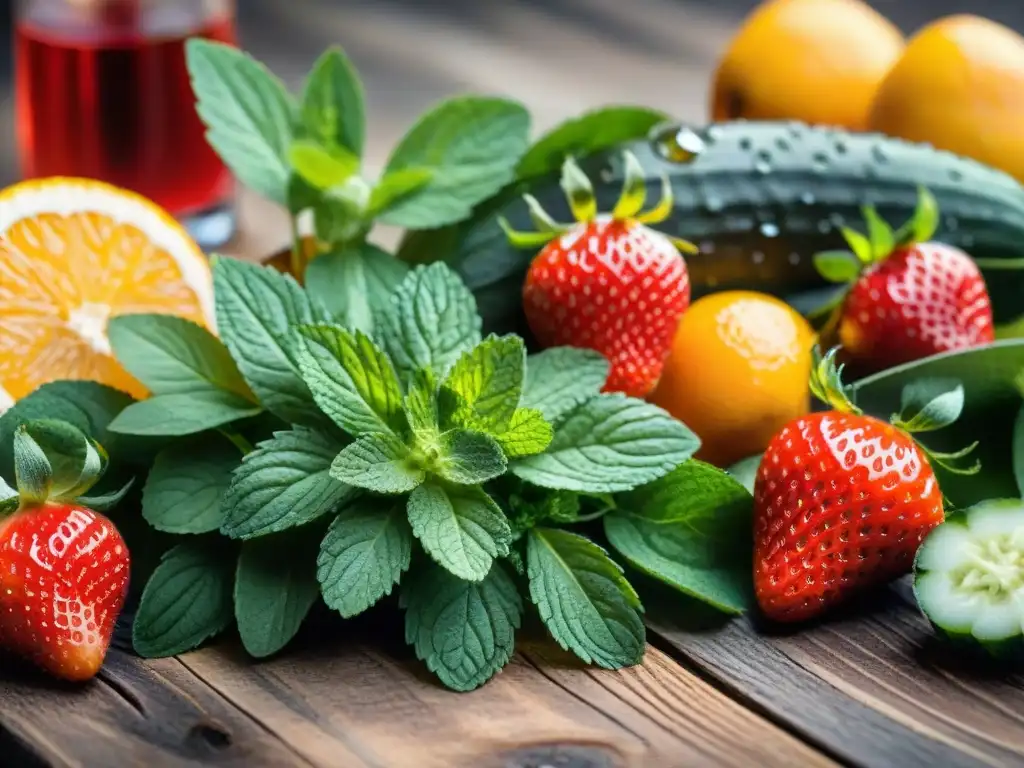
[0,177,214,410]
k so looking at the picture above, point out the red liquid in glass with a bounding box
[15,13,236,217]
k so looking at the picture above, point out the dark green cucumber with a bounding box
[399,120,1024,331]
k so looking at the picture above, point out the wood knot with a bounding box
[498,742,623,768]
[186,720,232,751]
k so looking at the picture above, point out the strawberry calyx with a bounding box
[1,420,133,518]
[499,151,698,255]
[809,346,862,415]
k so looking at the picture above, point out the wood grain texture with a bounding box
[645,579,1024,768]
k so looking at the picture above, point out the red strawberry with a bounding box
[0,420,132,680]
[752,348,975,622]
[0,503,129,681]
[816,189,993,374]
[837,242,993,371]
[502,153,697,397]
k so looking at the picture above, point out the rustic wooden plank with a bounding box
[645,579,1024,768]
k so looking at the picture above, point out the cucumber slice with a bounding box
[914,499,1024,654]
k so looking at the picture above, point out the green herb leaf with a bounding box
[304,244,409,335]
[107,391,262,436]
[404,368,439,433]
[331,432,424,494]
[894,378,965,432]
[494,408,553,458]
[213,257,328,427]
[516,106,668,180]
[441,335,525,433]
[132,540,236,658]
[312,185,367,245]
[13,426,52,504]
[367,167,434,218]
[407,482,511,581]
[317,497,412,618]
[812,251,860,284]
[296,323,405,438]
[235,528,320,658]
[1013,404,1024,497]
[527,527,644,668]
[401,560,522,692]
[300,46,365,157]
[287,172,320,215]
[0,476,18,514]
[142,437,240,534]
[0,381,135,478]
[186,39,295,205]
[377,96,530,229]
[726,454,762,495]
[607,460,755,614]
[107,314,253,400]
[512,394,699,493]
[221,427,355,539]
[288,139,360,190]
[438,429,507,485]
[377,263,483,385]
[521,347,610,422]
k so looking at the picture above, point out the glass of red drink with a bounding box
[14,0,238,249]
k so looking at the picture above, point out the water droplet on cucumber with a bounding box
[706,195,725,213]
[760,222,780,238]
[871,145,888,163]
[945,216,959,232]
[651,124,706,163]
[800,191,816,205]
[812,152,829,172]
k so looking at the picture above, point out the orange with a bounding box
[650,291,815,468]
[868,15,1024,183]
[0,177,213,409]
[710,0,904,130]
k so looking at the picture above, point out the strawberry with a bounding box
[753,348,977,622]
[813,188,994,374]
[0,420,132,680]
[502,153,697,397]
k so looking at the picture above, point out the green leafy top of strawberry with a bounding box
[498,151,698,255]
[811,346,980,482]
[0,420,132,517]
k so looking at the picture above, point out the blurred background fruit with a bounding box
[649,290,815,468]
[710,0,904,129]
[868,14,1024,184]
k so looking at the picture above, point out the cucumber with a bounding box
[400,120,1024,332]
[914,499,1024,657]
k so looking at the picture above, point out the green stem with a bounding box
[573,505,615,524]
[972,257,1024,270]
[221,430,255,456]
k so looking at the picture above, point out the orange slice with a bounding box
[0,177,214,410]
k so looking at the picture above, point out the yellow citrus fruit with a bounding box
[868,15,1024,183]
[650,291,815,468]
[710,0,904,130]
[0,177,213,409]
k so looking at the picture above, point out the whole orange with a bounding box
[868,15,1024,183]
[710,0,904,129]
[650,291,815,468]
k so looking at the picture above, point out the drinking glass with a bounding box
[14,0,238,248]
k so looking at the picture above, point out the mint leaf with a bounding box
[522,347,610,422]
[107,314,253,400]
[318,497,412,618]
[213,258,328,427]
[288,139,359,189]
[133,540,236,657]
[107,391,262,436]
[377,96,530,228]
[606,460,755,614]
[186,39,295,205]
[235,528,320,658]
[407,482,511,581]
[442,335,525,433]
[297,324,405,437]
[896,378,965,432]
[368,168,434,219]
[331,432,423,493]
[727,454,762,495]
[143,437,240,534]
[304,244,409,335]
[511,395,699,493]
[376,263,482,385]
[438,429,507,485]
[516,106,668,180]
[527,528,644,668]
[402,560,522,692]
[301,46,365,157]
[221,427,355,539]
[495,408,553,458]
[404,368,439,433]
